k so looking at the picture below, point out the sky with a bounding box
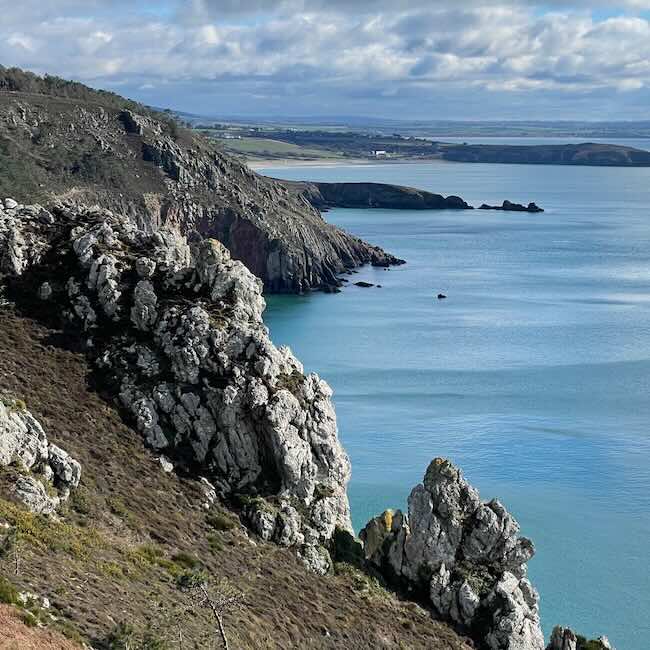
[2,0,650,121]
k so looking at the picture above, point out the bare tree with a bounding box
[177,572,245,650]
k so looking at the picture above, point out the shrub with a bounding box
[207,534,224,553]
[0,575,18,604]
[206,512,236,532]
[170,551,200,570]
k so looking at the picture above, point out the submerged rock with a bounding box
[0,201,352,572]
[360,458,543,650]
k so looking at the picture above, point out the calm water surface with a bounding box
[260,157,650,649]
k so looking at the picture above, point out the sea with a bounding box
[259,139,650,649]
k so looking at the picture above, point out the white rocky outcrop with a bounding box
[0,200,351,572]
[547,626,615,650]
[0,397,81,514]
[361,458,544,650]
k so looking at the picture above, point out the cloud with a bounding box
[1,0,650,118]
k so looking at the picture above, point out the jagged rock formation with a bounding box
[360,458,544,650]
[0,74,401,293]
[284,180,472,211]
[546,626,614,650]
[0,198,351,573]
[0,397,81,514]
[479,200,544,213]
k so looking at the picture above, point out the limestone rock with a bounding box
[546,627,615,650]
[0,398,81,513]
[548,627,577,650]
[0,202,351,570]
[361,458,544,650]
[14,475,59,515]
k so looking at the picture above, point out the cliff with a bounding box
[0,66,400,294]
[0,197,472,648]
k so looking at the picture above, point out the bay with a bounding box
[260,154,650,649]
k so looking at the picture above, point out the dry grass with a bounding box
[0,604,83,649]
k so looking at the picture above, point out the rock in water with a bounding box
[360,458,544,650]
[0,201,352,573]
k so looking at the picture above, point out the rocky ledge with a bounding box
[0,198,351,573]
[0,397,80,514]
[479,200,544,213]
[360,458,613,650]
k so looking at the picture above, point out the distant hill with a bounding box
[438,141,650,166]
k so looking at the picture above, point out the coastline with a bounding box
[246,157,437,170]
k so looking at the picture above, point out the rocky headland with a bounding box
[0,67,401,294]
[284,180,472,210]
[438,141,650,166]
[359,459,614,650]
[0,68,608,649]
[0,198,352,574]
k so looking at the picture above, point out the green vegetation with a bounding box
[0,575,19,604]
[0,497,102,559]
[207,534,224,553]
[105,622,170,650]
[0,65,145,115]
[206,511,237,532]
[0,394,27,413]
[576,637,609,650]
[126,544,203,579]
[334,562,390,603]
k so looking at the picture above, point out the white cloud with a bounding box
[1,1,650,118]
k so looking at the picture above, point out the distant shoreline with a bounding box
[247,157,432,170]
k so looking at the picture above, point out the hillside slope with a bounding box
[0,305,471,649]
[0,67,400,293]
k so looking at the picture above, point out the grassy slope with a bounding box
[0,303,471,650]
[0,604,83,649]
[0,92,169,207]
[206,135,347,161]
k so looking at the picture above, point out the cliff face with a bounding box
[0,198,352,573]
[0,81,399,293]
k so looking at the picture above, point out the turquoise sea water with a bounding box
[260,154,650,649]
